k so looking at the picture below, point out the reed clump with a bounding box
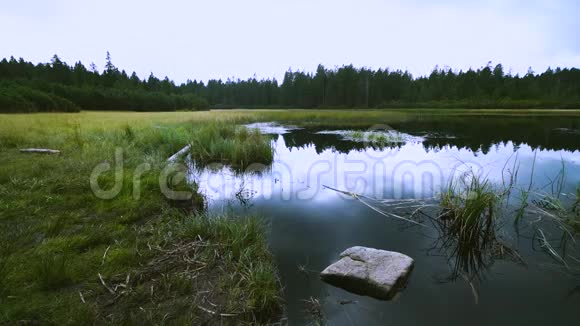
[438,174,501,277]
[189,122,274,170]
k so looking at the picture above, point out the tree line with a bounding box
[199,64,580,109]
[0,53,208,113]
[1,54,579,113]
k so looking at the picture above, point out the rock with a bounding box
[19,148,60,154]
[320,246,414,300]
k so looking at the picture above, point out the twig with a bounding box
[101,245,111,265]
[98,273,115,294]
[196,305,238,317]
[323,185,426,227]
[79,291,86,304]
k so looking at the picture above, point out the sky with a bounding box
[1,0,579,83]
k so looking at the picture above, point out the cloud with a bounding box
[0,0,578,82]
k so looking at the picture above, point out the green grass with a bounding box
[189,122,274,170]
[34,253,72,291]
[434,161,579,277]
[2,108,578,323]
[97,212,282,324]
[0,111,279,324]
[438,173,501,277]
[346,130,406,144]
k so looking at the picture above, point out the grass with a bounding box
[437,173,501,278]
[0,111,279,324]
[99,212,282,324]
[432,160,579,278]
[1,108,578,322]
[189,122,274,170]
[35,253,72,291]
[346,130,406,144]
[302,296,324,325]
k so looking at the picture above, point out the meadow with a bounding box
[0,111,280,324]
[1,109,579,324]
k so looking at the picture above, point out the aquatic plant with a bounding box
[343,130,408,144]
[302,296,324,325]
[436,173,504,278]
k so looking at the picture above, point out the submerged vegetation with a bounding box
[0,111,279,324]
[438,175,499,277]
[435,163,580,280]
[430,172,529,282]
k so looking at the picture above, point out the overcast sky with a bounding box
[1,0,579,83]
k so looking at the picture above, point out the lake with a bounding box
[189,112,580,325]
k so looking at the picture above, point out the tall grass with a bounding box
[183,216,280,319]
[434,158,579,277]
[155,213,282,322]
[34,253,71,291]
[189,122,274,170]
[438,173,500,278]
[346,130,406,144]
[0,111,280,324]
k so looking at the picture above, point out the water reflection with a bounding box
[190,135,579,203]
[187,121,580,325]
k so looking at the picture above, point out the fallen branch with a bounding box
[167,145,191,162]
[323,185,427,227]
[19,148,60,154]
[98,273,116,294]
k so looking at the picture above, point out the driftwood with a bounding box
[19,148,61,154]
[167,145,191,162]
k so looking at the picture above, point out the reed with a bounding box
[437,173,501,278]
[189,122,274,170]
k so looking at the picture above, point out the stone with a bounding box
[320,246,414,300]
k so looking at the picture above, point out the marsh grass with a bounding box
[434,159,579,278]
[178,215,281,318]
[34,253,72,291]
[0,111,280,324]
[436,174,503,278]
[189,122,274,170]
[0,255,7,298]
[511,160,580,268]
[302,296,324,325]
[346,130,406,144]
[97,213,282,324]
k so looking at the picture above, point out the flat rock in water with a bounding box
[19,148,61,154]
[320,246,414,300]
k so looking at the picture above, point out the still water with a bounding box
[190,114,580,325]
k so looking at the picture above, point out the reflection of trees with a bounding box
[392,116,580,153]
[281,115,580,154]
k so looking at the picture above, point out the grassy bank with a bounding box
[189,122,274,170]
[0,111,280,324]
